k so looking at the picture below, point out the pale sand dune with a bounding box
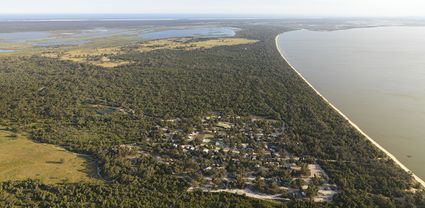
[275,35,425,188]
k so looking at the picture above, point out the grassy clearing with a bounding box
[36,38,257,68]
[138,38,258,53]
[41,47,130,68]
[0,130,99,184]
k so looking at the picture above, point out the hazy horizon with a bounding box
[0,14,425,21]
[2,0,425,18]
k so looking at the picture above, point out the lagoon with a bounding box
[0,49,15,53]
[278,26,425,180]
[142,27,236,39]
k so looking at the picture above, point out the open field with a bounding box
[39,37,258,68]
[0,130,99,184]
[57,47,130,68]
[137,38,258,53]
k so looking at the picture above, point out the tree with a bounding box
[305,185,318,200]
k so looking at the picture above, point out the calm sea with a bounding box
[278,26,425,179]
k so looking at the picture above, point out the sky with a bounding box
[1,0,425,17]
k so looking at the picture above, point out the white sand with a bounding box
[206,188,284,200]
[275,35,425,188]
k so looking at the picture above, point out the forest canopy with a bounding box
[0,24,424,207]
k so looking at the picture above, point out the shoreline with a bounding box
[275,34,425,188]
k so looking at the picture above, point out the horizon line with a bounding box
[1,13,425,19]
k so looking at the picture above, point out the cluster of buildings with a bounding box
[122,113,337,202]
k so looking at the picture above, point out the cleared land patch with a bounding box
[41,38,258,68]
[0,130,98,184]
[43,47,130,68]
[138,38,258,52]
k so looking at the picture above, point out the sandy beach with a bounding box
[275,35,425,188]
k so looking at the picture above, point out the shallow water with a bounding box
[0,49,15,53]
[0,28,133,47]
[0,27,237,47]
[278,26,425,179]
[33,40,90,47]
[142,27,236,39]
[0,31,51,43]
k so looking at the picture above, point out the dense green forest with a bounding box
[1,25,425,207]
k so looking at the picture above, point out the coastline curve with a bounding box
[275,34,425,188]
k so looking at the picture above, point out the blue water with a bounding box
[0,49,15,53]
[0,28,130,47]
[0,26,237,48]
[142,27,236,39]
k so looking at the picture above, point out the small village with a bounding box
[119,113,338,202]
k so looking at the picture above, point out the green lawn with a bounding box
[0,130,99,184]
